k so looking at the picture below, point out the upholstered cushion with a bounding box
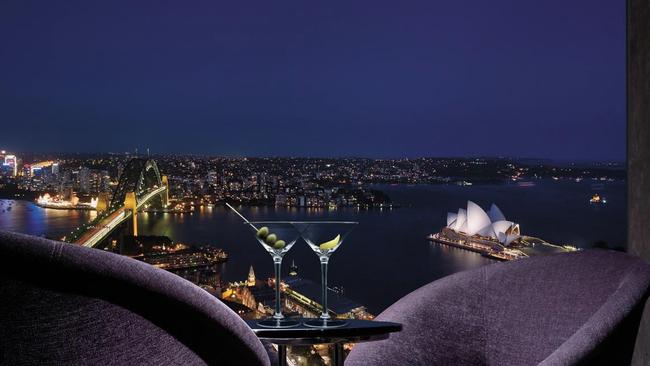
[0,231,270,366]
[346,250,650,366]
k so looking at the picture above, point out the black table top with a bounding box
[245,319,402,345]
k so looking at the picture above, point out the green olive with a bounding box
[273,240,286,249]
[265,233,277,245]
[256,227,269,239]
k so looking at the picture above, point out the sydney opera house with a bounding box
[446,201,521,246]
[429,201,525,261]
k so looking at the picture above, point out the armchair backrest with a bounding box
[0,231,270,366]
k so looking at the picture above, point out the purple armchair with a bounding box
[346,250,650,366]
[0,231,270,366]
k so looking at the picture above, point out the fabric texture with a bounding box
[346,250,650,366]
[0,231,270,366]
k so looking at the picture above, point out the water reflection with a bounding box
[0,180,626,313]
[0,199,94,239]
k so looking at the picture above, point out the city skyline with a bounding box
[0,149,628,164]
[0,0,625,160]
[0,151,629,313]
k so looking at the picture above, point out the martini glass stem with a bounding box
[320,257,331,320]
[273,256,284,320]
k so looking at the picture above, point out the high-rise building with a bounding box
[78,167,91,193]
[258,173,268,194]
[4,155,17,177]
[100,170,110,192]
[117,163,125,181]
[206,171,218,186]
[0,164,13,177]
[76,168,110,194]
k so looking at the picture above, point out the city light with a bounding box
[36,193,98,210]
[4,155,17,177]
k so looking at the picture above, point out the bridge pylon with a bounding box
[161,175,169,207]
[124,191,138,236]
[96,193,109,212]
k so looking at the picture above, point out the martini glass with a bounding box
[248,221,302,328]
[226,204,301,328]
[293,221,358,328]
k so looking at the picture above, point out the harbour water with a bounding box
[0,179,626,314]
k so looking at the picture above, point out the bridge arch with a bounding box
[110,158,165,209]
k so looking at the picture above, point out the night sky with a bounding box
[0,1,625,160]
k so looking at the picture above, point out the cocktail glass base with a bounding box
[257,319,301,328]
[303,319,348,328]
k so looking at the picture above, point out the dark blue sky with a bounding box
[0,1,625,160]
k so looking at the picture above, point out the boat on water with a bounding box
[589,193,607,204]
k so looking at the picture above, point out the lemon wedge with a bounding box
[319,234,341,250]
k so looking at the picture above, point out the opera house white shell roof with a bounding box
[447,201,520,245]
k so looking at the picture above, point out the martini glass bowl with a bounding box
[249,221,302,328]
[293,221,358,328]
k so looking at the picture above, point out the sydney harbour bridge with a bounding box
[65,158,169,248]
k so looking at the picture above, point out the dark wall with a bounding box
[628,0,650,364]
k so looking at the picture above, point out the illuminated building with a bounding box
[431,201,576,261]
[224,271,374,321]
[29,161,55,177]
[283,277,372,320]
[247,265,256,287]
[0,164,13,177]
[428,201,527,261]
[206,171,218,185]
[78,167,91,193]
[36,193,98,210]
[4,155,17,177]
[446,201,520,245]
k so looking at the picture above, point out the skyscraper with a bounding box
[3,155,17,177]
